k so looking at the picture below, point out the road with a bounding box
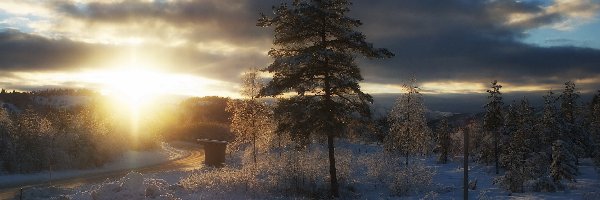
[0,143,204,200]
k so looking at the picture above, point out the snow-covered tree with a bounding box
[435,117,451,164]
[483,80,503,173]
[560,81,579,126]
[499,102,517,169]
[559,81,587,164]
[385,79,431,165]
[503,98,538,192]
[257,0,393,196]
[550,140,576,184]
[538,90,560,151]
[588,90,600,167]
[12,108,55,173]
[0,108,14,172]
[227,68,273,164]
[467,120,484,159]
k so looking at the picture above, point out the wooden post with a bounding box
[464,128,469,200]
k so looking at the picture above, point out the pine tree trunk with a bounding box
[495,130,499,174]
[328,134,339,197]
[253,132,257,164]
[319,10,339,196]
[324,71,339,197]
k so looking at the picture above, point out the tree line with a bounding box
[0,97,164,174]
[427,80,600,193]
[0,104,126,173]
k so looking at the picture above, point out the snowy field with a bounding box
[0,142,186,189]
[16,141,600,199]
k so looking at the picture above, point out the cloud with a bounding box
[50,0,277,46]
[350,0,600,91]
[0,29,269,84]
[1,0,600,95]
[0,29,105,71]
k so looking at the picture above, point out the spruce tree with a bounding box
[483,80,503,174]
[550,140,576,185]
[500,102,518,169]
[257,0,393,196]
[436,117,451,164]
[385,79,431,165]
[559,81,586,165]
[589,90,600,167]
[503,98,537,192]
[539,90,560,151]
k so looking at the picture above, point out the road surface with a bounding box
[0,143,204,200]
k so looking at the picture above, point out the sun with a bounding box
[103,68,162,108]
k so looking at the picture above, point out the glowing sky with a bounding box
[1,0,600,97]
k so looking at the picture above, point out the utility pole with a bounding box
[464,128,469,200]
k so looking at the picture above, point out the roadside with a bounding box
[0,141,203,200]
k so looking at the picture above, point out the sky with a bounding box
[1,0,600,108]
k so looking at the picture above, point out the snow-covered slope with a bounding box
[13,141,600,199]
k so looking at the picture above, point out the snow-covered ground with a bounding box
[0,142,186,188]
[427,158,600,199]
[14,141,600,199]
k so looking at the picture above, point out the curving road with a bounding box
[0,143,204,200]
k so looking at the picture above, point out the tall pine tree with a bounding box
[483,80,503,174]
[257,0,393,196]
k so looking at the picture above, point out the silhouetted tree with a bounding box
[257,0,393,196]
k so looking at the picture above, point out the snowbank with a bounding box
[21,172,179,200]
[0,142,186,188]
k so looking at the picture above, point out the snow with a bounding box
[0,142,186,188]
[53,172,179,200]
[12,141,600,199]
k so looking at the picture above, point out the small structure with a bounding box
[196,139,228,167]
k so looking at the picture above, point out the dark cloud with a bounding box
[0,29,100,71]
[350,0,600,88]
[0,29,268,83]
[53,0,278,45]
[373,91,597,114]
